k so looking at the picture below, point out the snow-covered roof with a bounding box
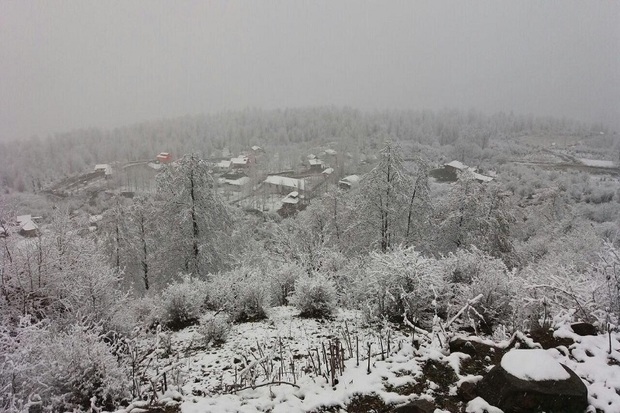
[148,162,162,170]
[307,154,316,160]
[220,176,250,186]
[339,175,360,184]
[309,159,323,166]
[251,145,262,151]
[282,191,300,205]
[159,152,170,156]
[325,149,337,156]
[216,160,232,168]
[17,215,32,225]
[264,175,305,190]
[445,160,468,170]
[94,164,112,175]
[473,172,494,183]
[322,168,334,175]
[231,157,249,165]
[21,220,38,231]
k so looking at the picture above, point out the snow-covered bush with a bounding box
[330,255,368,309]
[512,252,617,332]
[361,248,446,326]
[130,294,162,329]
[289,273,337,318]
[268,262,304,306]
[160,274,209,330]
[209,267,268,322]
[1,319,129,412]
[198,312,231,347]
[442,248,515,333]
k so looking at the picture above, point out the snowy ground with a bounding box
[129,307,620,413]
[579,158,616,168]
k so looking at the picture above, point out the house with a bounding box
[338,175,360,190]
[215,160,232,172]
[307,154,317,160]
[251,145,264,153]
[94,164,112,176]
[231,156,250,169]
[441,160,493,183]
[219,173,250,187]
[322,167,334,176]
[18,217,39,237]
[263,175,306,193]
[157,152,173,164]
[324,149,337,156]
[309,158,324,172]
[278,191,306,217]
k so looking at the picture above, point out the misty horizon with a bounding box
[1,0,619,141]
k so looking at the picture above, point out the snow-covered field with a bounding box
[128,307,620,413]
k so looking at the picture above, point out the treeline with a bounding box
[0,107,605,193]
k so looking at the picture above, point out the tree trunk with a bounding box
[139,215,149,291]
[189,165,200,275]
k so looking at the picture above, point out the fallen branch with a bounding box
[403,311,432,340]
[234,381,300,392]
[445,294,484,330]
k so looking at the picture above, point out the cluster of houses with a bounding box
[213,146,263,173]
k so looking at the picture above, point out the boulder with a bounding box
[449,337,501,359]
[570,322,597,336]
[476,350,588,413]
[457,380,478,402]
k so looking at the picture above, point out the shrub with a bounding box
[209,267,268,322]
[289,273,337,319]
[130,294,161,329]
[585,187,615,204]
[160,275,208,330]
[443,248,515,333]
[198,312,231,347]
[268,263,304,306]
[1,320,129,412]
[361,248,446,326]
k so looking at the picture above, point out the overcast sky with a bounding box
[1,0,619,141]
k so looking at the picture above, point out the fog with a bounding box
[1,0,618,141]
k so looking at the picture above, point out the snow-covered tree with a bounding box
[436,171,514,258]
[356,140,413,252]
[155,154,233,278]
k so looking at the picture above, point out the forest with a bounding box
[2,107,620,413]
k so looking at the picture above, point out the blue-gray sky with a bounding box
[1,0,619,140]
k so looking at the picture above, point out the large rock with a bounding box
[570,322,597,336]
[476,350,588,413]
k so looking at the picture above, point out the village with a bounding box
[2,142,506,239]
